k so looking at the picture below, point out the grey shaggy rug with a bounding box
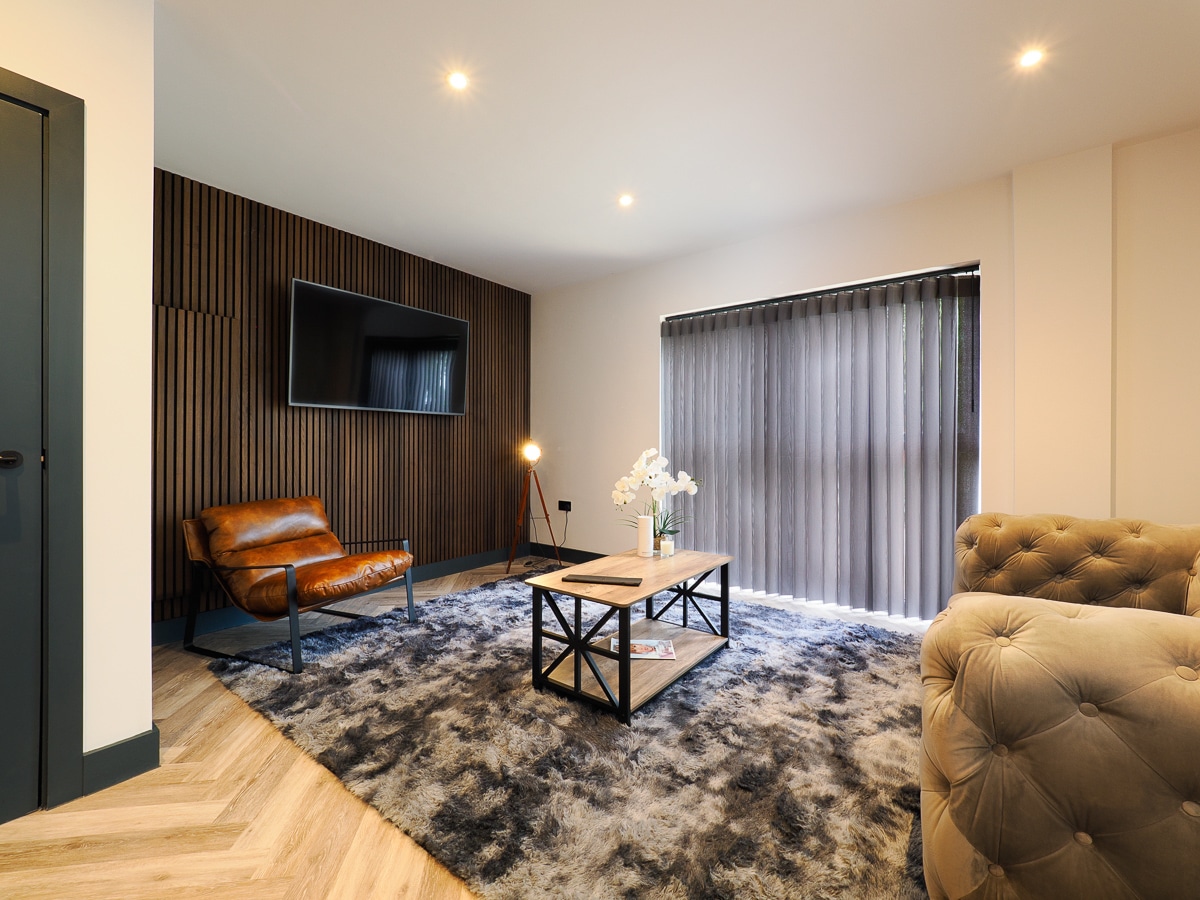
[211,572,927,899]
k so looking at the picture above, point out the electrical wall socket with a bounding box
[558,500,572,512]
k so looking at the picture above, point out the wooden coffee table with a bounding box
[526,549,733,723]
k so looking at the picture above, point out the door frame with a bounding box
[0,66,85,808]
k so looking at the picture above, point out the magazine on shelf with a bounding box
[610,638,676,660]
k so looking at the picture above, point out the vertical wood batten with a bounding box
[151,170,530,622]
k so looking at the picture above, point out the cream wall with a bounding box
[1114,125,1200,523]
[533,130,1200,556]
[1012,146,1114,518]
[532,177,1017,554]
[2,0,155,751]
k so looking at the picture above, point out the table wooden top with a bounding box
[525,549,733,608]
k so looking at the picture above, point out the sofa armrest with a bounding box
[1188,550,1200,617]
[921,592,1200,899]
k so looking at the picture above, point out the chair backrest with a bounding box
[955,512,1200,616]
[190,496,346,601]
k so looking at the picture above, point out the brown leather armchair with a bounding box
[183,495,415,673]
[921,512,1200,898]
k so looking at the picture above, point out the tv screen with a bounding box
[288,279,468,415]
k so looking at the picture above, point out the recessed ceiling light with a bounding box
[447,71,469,91]
[618,194,635,208]
[1019,49,1044,68]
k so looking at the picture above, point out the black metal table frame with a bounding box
[531,563,730,723]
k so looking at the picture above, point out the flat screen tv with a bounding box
[288,279,468,415]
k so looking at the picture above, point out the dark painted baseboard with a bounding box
[152,604,259,645]
[531,543,603,565]
[152,544,598,645]
[81,724,160,797]
[411,546,524,581]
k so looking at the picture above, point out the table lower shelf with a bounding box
[541,617,727,714]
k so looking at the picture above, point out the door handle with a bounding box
[0,451,24,469]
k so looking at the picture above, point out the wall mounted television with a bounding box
[288,279,469,415]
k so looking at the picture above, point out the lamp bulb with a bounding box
[1019,49,1044,68]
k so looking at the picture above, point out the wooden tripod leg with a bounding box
[531,469,564,566]
[506,467,533,573]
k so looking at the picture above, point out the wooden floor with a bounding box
[0,557,552,900]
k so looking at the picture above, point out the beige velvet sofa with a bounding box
[921,512,1200,899]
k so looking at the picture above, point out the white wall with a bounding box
[1012,146,1114,517]
[533,177,1016,554]
[1114,125,1200,523]
[534,129,1200,555]
[1,0,155,751]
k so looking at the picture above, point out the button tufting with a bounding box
[996,636,1012,648]
[1092,551,1104,559]
[1176,666,1199,682]
[1079,702,1099,717]
[1191,569,1198,578]
[1074,832,1093,846]
[1183,801,1200,818]
[991,743,1009,757]
[988,864,1005,877]
[1055,574,1066,582]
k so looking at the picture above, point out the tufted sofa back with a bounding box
[954,511,1200,616]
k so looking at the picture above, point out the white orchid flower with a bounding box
[612,447,700,532]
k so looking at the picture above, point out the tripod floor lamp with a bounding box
[506,441,563,573]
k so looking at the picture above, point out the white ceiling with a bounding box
[154,0,1200,294]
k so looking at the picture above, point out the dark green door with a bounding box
[0,94,46,823]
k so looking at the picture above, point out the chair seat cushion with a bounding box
[216,533,347,600]
[240,548,415,619]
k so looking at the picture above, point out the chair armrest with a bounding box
[182,518,213,565]
[210,561,301,612]
[921,592,1200,899]
[210,561,296,575]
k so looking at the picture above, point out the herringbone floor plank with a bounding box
[0,558,547,899]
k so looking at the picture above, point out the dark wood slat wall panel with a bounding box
[152,169,531,623]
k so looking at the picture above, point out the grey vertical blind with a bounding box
[661,271,980,619]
